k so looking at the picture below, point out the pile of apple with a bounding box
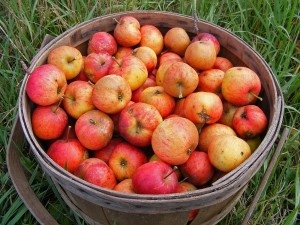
[26,15,268,212]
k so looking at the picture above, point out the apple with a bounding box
[74,158,117,189]
[184,41,217,71]
[217,101,238,128]
[176,181,199,221]
[149,153,182,181]
[232,105,268,139]
[140,24,164,55]
[114,46,133,59]
[213,56,233,72]
[72,56,89,81]
[87,31,117,55]
[164,27,190,56]
[158,51,183,66]
[173,98,186,117]
[131,77,156,102]
[198,123,236,153]
[162,61,199,98]
[179,151,214,186]
[184,91,223,125]
[222,67,262,106]
[118,102,163,147]
[26,64,67,106]
[109,55,148,91]
[113,178,135,193]
[47,137,88,173]
[108,142,148,181]
[75,109,114,150]
[132,161,179,194]
[155,60,175,86]
[151,116,199,165]
[208,134,252,172]
[93,137,124,164]
[83,52,113,83]
[192,32,220,55]
[47,45,83,80]
[246,136,262,153]
[139,86,176,118]
[197,69,225,98]
[92,74,132,114]
[31,104,68,140]
[110,100,135,134]
[62,80,95,119]
[113,15,141,47]
[132,46,157,72]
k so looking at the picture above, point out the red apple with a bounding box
[140,24,164,55]
[108,142,148,181]
[164,27,190,56]
[139,86,176,118]
[198,123,236,153]
[222,67,262,106]
[213,56,234,72]
[184,41,217,71]
[47,137,88,173]
[113,178,135,193]
[192,32,220,55]
[62,80,95,119]
[131,77,156,102]
[217,101,239,128]
[151,116,199,165]
[31,104,68,140]
[83,52,113,83]
[132,46,157,72]
[109,55,148,91]
[155,60,175,86]
[197,69,225,98]
[47,45,83,80]
[93,137,124,164]
[179,151,214,186]
[75,109,114,150]
[162,61,199,98]
[158,51,183,66]
[176,181,199,221]
[118,102,163,147]
[113,16,141,47]
[26,64,67,106]
[173,98,186,117]
[92,74,132,114]
[114,46,133,59]
[74,158,117,189]
[87,31,117,55]
[132,161,179,194]
[184,91,223,125]
[232,105,268,139]
[110,101,135,134]
[72,56,89,81]
[208,134,251,172]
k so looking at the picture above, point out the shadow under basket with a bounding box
[18,11,284,225]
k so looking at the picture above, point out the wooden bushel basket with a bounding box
[16,11,284,225]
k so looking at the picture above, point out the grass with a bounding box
[0,0,299,224]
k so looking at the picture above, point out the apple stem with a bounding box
[88,80,95,86]
[53,96,64,113]
[66,125,71,142]
[250,91,263,101]
[164,166,178,179]
[179,176,189,183]
[112,56,122,67]
[178,83,183,99]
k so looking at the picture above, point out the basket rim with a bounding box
[18,10,284,211]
